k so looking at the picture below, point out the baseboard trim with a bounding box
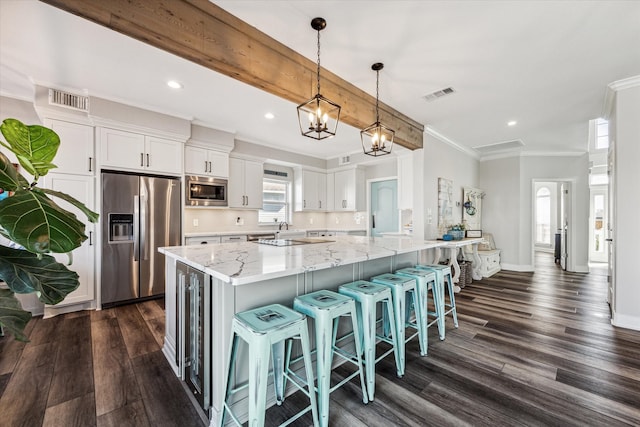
[501,263,535,272]
[574,264,590,273]
[611,311,640,331]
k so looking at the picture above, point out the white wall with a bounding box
[422,134,479,239]
[479,156,521,268]
[610,83,640,330]
[480,153,589,271]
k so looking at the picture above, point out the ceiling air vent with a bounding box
[48,88,89,112]
[473,139,524,154]
[338,155,351,165]
[423,87,455,102]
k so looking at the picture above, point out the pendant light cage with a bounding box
[297,17,341,140]
[361,62,394,156]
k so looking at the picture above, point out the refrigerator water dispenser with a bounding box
[108,213,134,243]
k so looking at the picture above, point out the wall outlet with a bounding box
[236,217,244,226]
[193,218,199,227]
[309,217,314,225]
[335,217,339,224]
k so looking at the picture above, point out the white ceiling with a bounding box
[1,1,639,160]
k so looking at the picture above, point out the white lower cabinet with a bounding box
[478,250,501,278]
[185,236,221,245]
[40,173,96,308]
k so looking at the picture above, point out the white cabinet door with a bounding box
[228,157,245,208]
[100,127,145,170]
[228,158,263,208]
[41,173,95,306]
[145,136,183,175]
[99,128,182,174]
[185,146,229,178]
[296,170,326,211]
[243,160,264,209]
[334,169,364,211]
[325,172,335,211]
[185,145,209,175]
[208,150,229,178]
[44,119,94,175]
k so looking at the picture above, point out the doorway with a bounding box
[589,187,608,263]
[531,179,575,271]
[369,178,398,237]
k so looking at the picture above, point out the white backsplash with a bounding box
[184,209,367,233]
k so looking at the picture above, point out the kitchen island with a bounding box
[158,235,471,425]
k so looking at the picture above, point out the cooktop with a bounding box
[256,238,335,246]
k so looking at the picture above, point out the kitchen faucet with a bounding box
[279,221,289,230]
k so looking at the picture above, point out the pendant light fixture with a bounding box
[361,63,394,156]
[297,17,341,140]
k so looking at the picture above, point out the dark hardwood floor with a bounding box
[1,253,639,426]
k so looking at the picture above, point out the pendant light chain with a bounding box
[375,68,380,123]
[316,28,321,95]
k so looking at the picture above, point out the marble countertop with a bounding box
[160,235,443,286]
[184,228,367,238]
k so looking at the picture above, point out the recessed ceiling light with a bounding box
[507,120,517,127]
[167,80,183,89]
[264,112,275,119]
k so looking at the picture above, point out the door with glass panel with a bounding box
[589,188,608,263]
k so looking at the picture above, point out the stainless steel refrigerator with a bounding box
[101,171,181,306]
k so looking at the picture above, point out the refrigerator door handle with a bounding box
[140,193,149,261]
[133,195,140,261]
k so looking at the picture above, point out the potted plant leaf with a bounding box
[0,118,98,341]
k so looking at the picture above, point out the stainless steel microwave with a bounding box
[186,176,228,207]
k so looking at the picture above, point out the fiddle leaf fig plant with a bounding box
[0,118,98,341]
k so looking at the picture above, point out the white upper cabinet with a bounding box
[228,157,263,209]
[185,145,229,178]
[145,135,183,175]
[333,168,365,211]
[44,119,94,175]
[294,169,327,211]
[99,127,183,175]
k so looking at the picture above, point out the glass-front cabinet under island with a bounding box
[159,235,460,426]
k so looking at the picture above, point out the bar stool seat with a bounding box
[395,267,439,345]
[371,273,426,377]
[293,290,368,427]
[416,264,459,338]
[219,304,319,427]
[338,280,401,401]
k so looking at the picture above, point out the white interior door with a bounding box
[560,182,571,270]
[370,179,398,237]
[589,187,608,263]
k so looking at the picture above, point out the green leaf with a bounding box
[0,150,29,192]
[0,187,87,254]
[40,188,99,223]
[0,245,79,305]
[0,118,59,178]
[0,288,32,342]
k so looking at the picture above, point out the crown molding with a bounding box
[602,75,640,119]
[424,126,479,159]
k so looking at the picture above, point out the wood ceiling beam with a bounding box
[39,0,423,150]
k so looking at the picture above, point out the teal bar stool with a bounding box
[416,264,459,338]
[338,280,401,401]
[293,290,368,427]
[370,273,426,377]
[218,304,319,427]
[395,267,440,344]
